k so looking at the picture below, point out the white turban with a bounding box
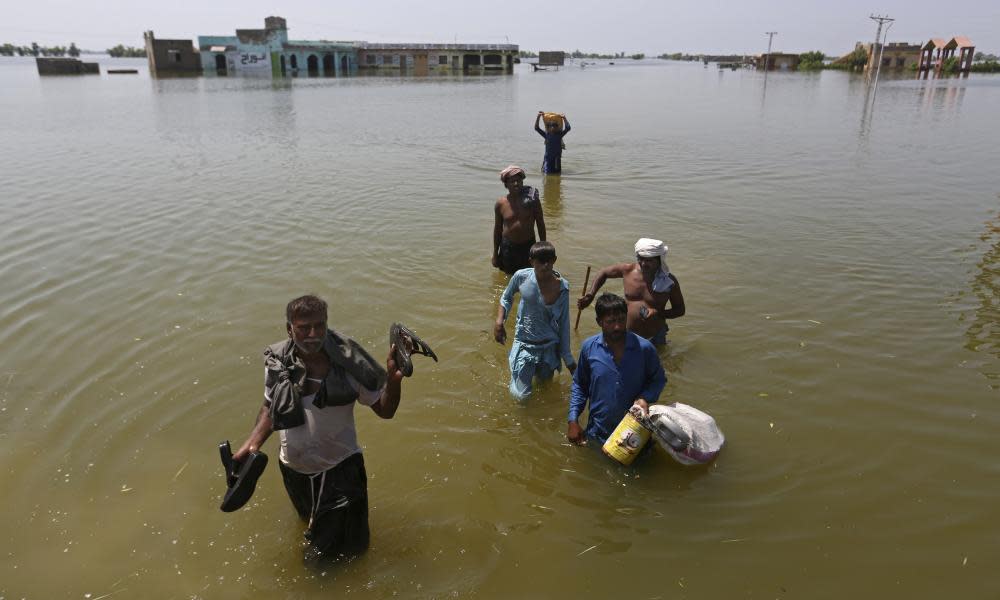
[634,238,673,293]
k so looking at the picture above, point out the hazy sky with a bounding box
[2,0,997,55]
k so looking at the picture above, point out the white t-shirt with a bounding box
[265,370,384,474]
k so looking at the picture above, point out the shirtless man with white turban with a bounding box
[577,238,685,344]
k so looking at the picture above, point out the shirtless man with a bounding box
[577,238,685,345]
[493,165,546,275]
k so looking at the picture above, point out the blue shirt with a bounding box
[500,268,575,370]
[569,332,666,443]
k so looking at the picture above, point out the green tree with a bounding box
[31,42,39,56]
[107,44,145,58]
[828,46,868,71]
[68,42,79,57]
[940,56,959,73]
[799,50,825,70]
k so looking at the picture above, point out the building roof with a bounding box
[357,42,518,51]
[948,35,974,48]
[922,38,948,50]
[235,29,269,44]
[284,40,356,51]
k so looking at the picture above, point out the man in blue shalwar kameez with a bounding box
[494,241,576,399]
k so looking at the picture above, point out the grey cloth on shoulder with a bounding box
[264,329,387,430]
[523,185,539,204]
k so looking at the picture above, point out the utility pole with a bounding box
[867,14,894,79]
[763,31,777,71]
[871,20,894,101]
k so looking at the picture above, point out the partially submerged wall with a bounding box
[36,57,99,75]
[144,31,201,74]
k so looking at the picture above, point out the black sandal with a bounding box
[390,322,438,377]
[218,440,268,513]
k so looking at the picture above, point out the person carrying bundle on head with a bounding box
[534,111,571,174]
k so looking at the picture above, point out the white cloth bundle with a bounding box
[643,402,725,465]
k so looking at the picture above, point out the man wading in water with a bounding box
[568,293,665,445]
[534,111,571,174]
[494,241,576,400]
[232,295,406,560]
[578,238,685,345]
[493,165,546,275]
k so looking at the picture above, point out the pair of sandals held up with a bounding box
[219,322,437,512]
[390,322,438,377]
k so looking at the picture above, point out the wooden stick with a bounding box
[574,265,592,331]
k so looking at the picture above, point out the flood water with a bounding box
[1,55,999,598]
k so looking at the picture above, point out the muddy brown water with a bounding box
[1,56,999,598]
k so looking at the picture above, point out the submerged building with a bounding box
[196,16,517,77]
[752,53,800,70]
[144,31,201,74]
[856,41,922,71]
[36,57,99,75]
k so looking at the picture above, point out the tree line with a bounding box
[0,43,146,58]
[107,45,146,58]
[1,42,80,57]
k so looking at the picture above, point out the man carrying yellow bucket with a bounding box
[567,293,665,462]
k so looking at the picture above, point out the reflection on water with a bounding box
[541,174,563,226]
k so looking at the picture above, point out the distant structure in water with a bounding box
[177,16,517,77]
[143,31,202,74]
[917,36,975,77]
[36,57,99,75]
[752,52,800,71]
[831,36,975,78]
[858,41,922,71]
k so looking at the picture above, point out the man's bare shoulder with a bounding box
[621,262,641,275]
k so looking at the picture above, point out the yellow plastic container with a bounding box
[602,411,651,465]
[542,112,564,129]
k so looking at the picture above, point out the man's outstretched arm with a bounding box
[233,404,273,462]
[577,263,631,309]
[370,345,405,419]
